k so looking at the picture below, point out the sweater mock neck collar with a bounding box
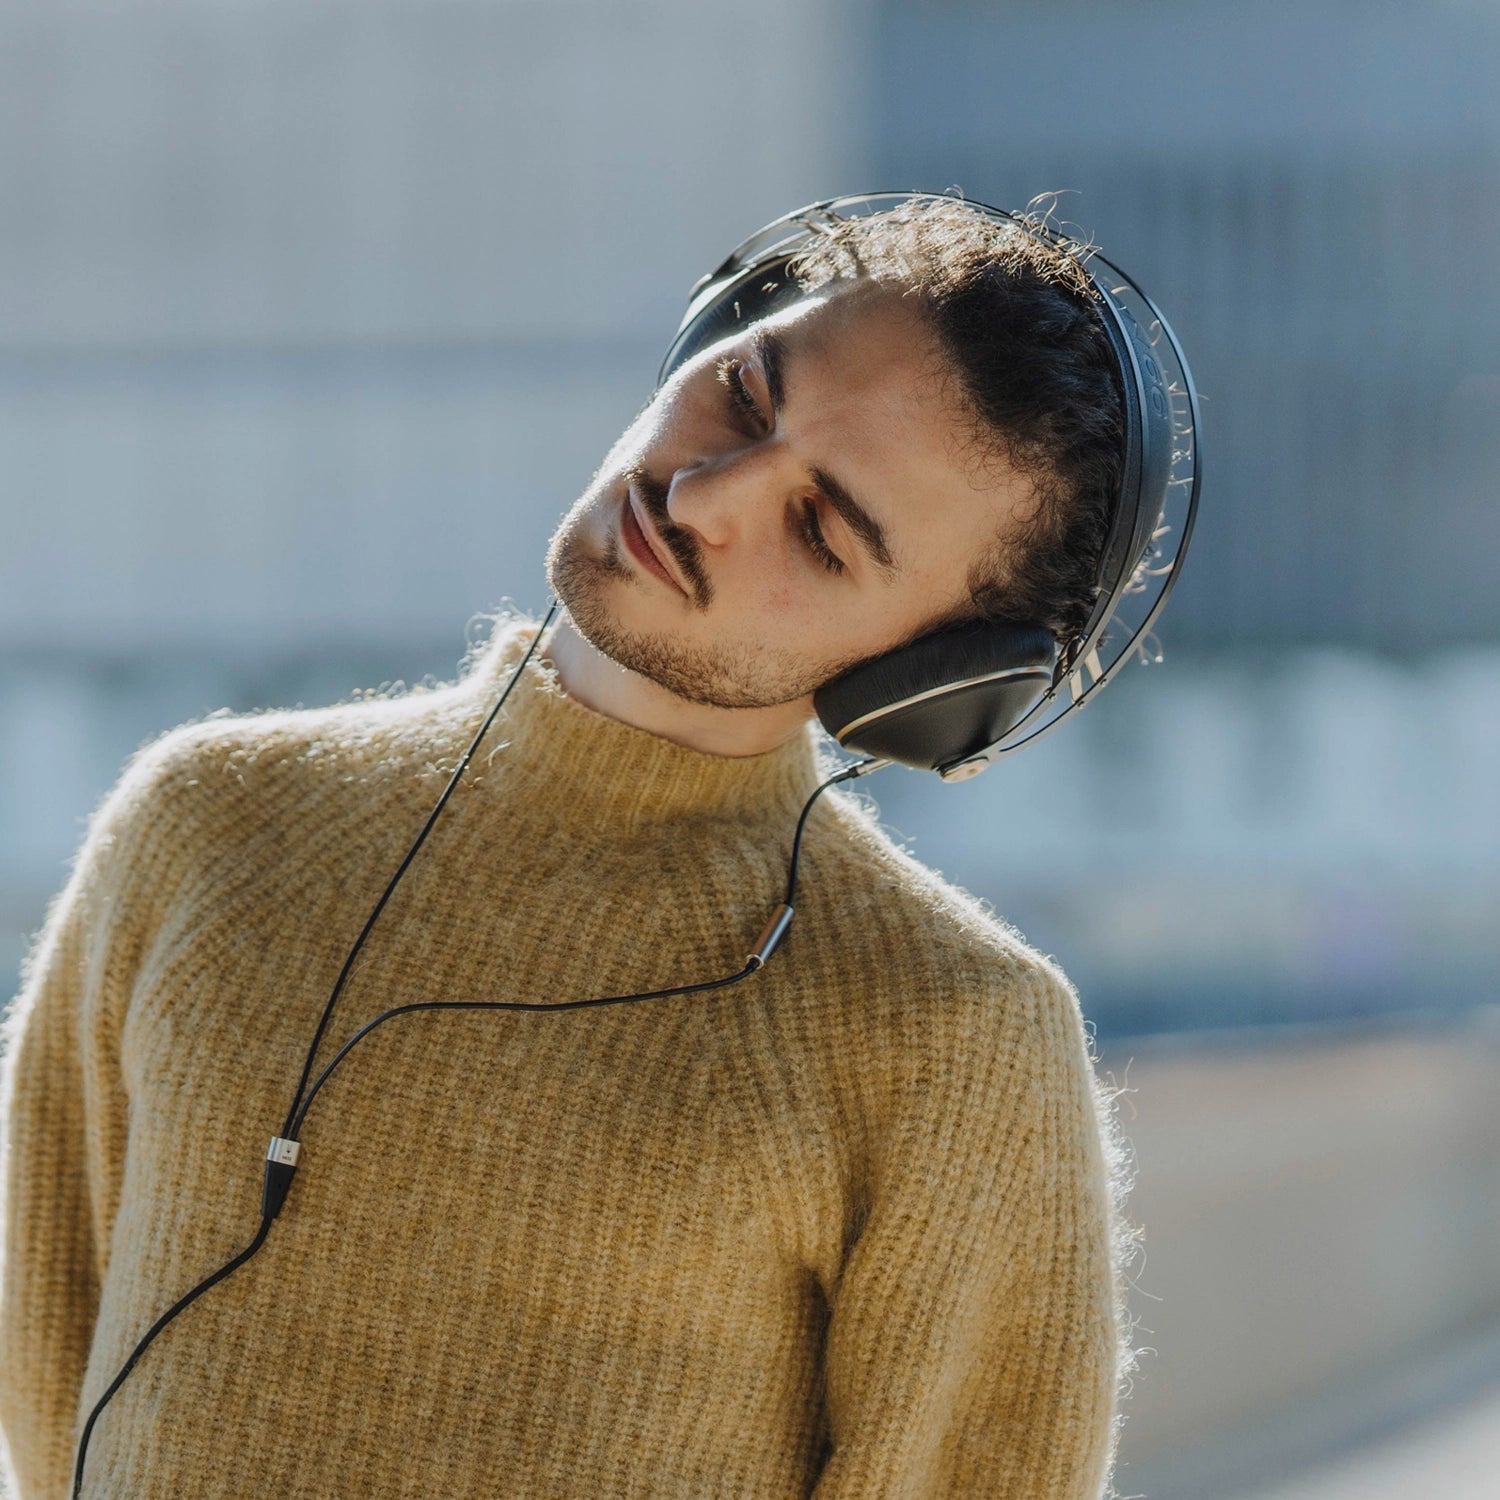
[458,618,833,834]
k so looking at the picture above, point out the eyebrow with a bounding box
[750,324,901,579]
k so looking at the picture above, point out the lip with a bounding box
[621,489,688,597]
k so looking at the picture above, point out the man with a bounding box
[1,196,1134,1498]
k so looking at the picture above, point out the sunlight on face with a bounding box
[545,281,1034,710]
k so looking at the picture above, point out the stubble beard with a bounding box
[544,502,845,712]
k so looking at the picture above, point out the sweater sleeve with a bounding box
[812,960,1127,1500]
[0,733,189,1500]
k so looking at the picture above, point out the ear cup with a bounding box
[814,620,1057,774]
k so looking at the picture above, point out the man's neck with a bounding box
[539,614,814,759]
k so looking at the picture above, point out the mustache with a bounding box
[625,461,712,607]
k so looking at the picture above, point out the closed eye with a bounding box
[795,500,846,576]
[715,356,764,427]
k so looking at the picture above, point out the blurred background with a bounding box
[2,1,1496,1495]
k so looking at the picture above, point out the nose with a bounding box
[665,445,779,552]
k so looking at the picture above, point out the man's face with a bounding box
[545,280,1033,711]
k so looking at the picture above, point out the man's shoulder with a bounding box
[91,678,476,874]
[112,621,544,827]
[780,787,1107,1159]
[803,783,1082,1022]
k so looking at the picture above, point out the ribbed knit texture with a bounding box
[1,617,1129,1499]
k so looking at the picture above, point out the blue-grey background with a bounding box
[3,4,1497,1497]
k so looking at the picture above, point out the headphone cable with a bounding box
[278,597,562,1142]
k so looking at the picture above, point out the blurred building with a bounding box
[869,0,1500,651]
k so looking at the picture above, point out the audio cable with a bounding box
[71,600,887,1498]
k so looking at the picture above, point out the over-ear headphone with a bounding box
[657,191,1202,781]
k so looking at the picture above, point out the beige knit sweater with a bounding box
[1,617,1130,1500]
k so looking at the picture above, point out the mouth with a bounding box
[621,488,688,598]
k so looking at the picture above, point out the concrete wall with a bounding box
[1105,1015,1500,1496]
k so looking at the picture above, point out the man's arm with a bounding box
[812,960,1131,1500]
[0,733,187,1499]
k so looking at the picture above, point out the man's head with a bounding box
[545,195,1126,713]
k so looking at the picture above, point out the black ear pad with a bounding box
[814,620,1057,774]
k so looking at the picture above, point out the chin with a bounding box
[592,611,825,713]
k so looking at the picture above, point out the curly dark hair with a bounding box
[787,193,1127,662]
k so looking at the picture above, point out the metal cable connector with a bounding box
[748,904,795,967]
[262,1137,302,1220]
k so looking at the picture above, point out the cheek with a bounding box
[763,580,801,614]
[732,569,797,618]
[760,578,847,640]
[601,392,675,473]
[746,550,816,616]
[606,420,654,471]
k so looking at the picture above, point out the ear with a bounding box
[814,619,1056,777]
